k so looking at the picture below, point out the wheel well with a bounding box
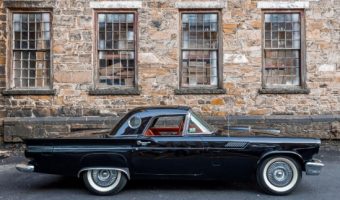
[78,153,130,179]
[78,167,130,179]
[258,152,304,171]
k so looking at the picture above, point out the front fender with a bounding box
[257,151,305,170]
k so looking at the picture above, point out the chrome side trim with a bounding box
[16,163,35,173]
[77,167,130,179]
[27,146,53,152]
[224,142,248,149]
[305,159,324,175]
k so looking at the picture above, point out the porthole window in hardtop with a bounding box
[144,115,186,137]
[114,113,151,136]
[128,115,141,129]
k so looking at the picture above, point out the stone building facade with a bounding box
[0,0,339,143]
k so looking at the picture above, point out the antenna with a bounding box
[227,114,230,136]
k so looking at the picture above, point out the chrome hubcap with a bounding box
[274,169,285,181]
[267,161,293,187]
[91,169,118,187]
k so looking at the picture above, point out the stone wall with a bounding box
[0,0,7,144]
[0,0,339,143]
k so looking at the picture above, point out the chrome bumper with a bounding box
[16,163,35,173]
[305,159,324,175]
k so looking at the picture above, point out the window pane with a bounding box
[13,14,21,22]
[264,50,300,86]
[145,115,185,136]
[98,14,105,23]
[181,50,218,86]
[97,13,136,88]
[12,13,51,88]
[188,119,203,133]
[98,51,135,87]
[42,13,50,22]
[263,13,302,87]
[106,14,114,23]
[292,14,300,22]
[126,14,134,23]
[181,13,219,87]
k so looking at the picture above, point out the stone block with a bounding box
[4,122,33,142]
[224,54,249,64]
[0,56,5,65]
[331,121,340,139]
[211,98,225,105]
[257,2,309,9]
[318,64,336,72]
[175,2,225,9]
[90,1,142,9]
[248,109,269,115]
[54,71,92,84]
[250,20,261,29]
[53,45,65,54]
[223,23,238,34]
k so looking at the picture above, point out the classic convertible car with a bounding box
[16,106,324,195]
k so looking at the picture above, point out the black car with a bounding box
[16,106,324,195]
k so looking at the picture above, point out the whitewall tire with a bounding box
[257,156,301,195]
[82,169,127,195]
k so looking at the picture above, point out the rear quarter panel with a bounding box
[25,137,135,176]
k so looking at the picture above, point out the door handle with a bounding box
[137,140,151,146]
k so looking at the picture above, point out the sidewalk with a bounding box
[0,146,27,166]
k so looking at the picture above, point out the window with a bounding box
[187,112,214,134]
[11,12,51,89]
[180,12,221,88]
[263,11,305,88]
[128,115,141,129]
[114,114,151,136]
[145,115,185,136]
[96,12,136,88]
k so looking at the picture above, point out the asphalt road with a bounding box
[0,150,339,200]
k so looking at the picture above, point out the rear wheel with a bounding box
[82,169,127,195]
[257,156,301,195]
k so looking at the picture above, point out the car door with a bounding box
[184,111,256,179]
[200,136,257,179]
[130,114,205,177]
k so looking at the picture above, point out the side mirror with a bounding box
[215,129,223,135]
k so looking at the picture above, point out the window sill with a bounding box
[174,88,226,95]
[2,89,56,96]
[258,88,310,94]
[88,88,140,95]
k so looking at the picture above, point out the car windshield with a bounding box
[190,111,216,133]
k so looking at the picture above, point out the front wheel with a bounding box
[257,156,301,195]
[82,169,127,195]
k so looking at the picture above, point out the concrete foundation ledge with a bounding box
[2,115,340,142]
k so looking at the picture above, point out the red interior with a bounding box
[145,127,181,136]
[145,120,184,136]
